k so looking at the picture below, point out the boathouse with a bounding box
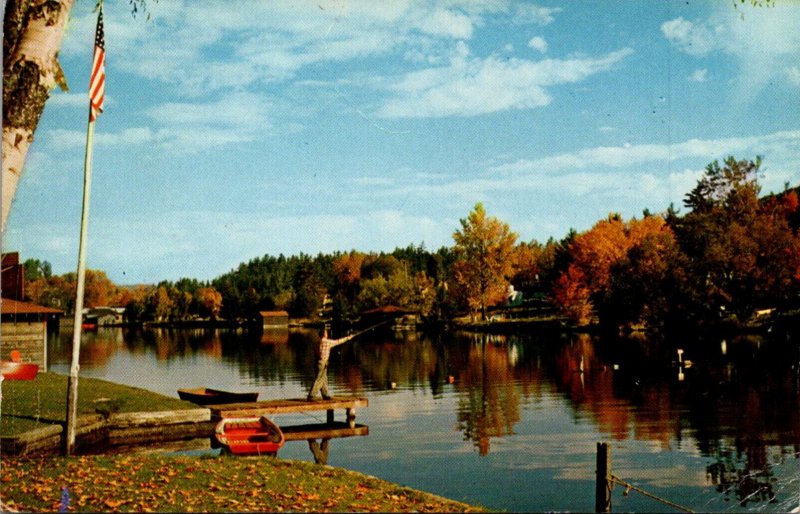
[1,253,63,368]
[84,306,125,326]
[260,310,289,328]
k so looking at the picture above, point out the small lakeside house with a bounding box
[83,306,125,326]
[260,310,289,328]
[1,252,63,368]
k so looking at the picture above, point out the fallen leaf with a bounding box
[104,498,124,509]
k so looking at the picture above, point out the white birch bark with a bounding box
[2,0,74,232]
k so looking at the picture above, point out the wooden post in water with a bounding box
[595,442,612,512]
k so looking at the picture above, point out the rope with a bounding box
[611,475,695,513]
[301,411,326,424]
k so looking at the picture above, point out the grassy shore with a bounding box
[1,373,486,512]
[1,373,196,437]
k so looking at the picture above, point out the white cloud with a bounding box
[46,94,270,154]
[660,17,719,56]
[413,7,474,39]
[146,93,270,131]
[46,129,88,150]
[349,129,800,221]
[668,168,705,204]
[513,4,561,26]
[46,93,273,154]
[96,127,157,146]
[528,36,548,54]
[47,93,91,108]
[492,130,800,174]
[688,69,707,82]
[787,66,800,86]
[63,0,522,97]
[377,45,633,118]
[662,4,800,100]
[56,0,576,106]
[352,176,397,187]
[46,127,157,150]
[352,129,800,242]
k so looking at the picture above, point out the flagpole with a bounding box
[65,112,95,455]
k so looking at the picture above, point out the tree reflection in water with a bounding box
[455,333,520,455]
[48,325,800,510]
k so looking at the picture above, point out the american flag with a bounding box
[89,7,105,122]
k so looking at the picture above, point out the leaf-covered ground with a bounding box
[0,454,486,512]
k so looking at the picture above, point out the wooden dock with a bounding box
[281,422,368,441]
[208,396,368,429]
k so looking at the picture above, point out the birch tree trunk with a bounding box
[2,0,73,232]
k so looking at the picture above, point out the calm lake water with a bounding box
[47,326,800,513]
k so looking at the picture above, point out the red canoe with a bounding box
[214,416,285,456]
[1,361,39,380]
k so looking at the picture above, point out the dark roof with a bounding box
[1,298,63,316]
[362,305,409,315]
[259,310,289,317]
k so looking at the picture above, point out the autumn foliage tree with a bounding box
[552,265,593,325]
[24,272,73,312]
[25,266,120,313]
[605,218,687,327]
[552,214,626,324]
[511,241,544,296]
[670,157,800,319]
[552,213,682,326]
[451,203,518,319]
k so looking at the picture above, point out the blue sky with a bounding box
[4,0,800,284]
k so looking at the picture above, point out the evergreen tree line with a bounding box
[21,157,800,330]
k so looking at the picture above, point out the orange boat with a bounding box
[1,361,39,380]
[214,416,285,456]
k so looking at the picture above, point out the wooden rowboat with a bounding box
[1,361,39,380]
[214,416,285,456]
[177,388,259,405]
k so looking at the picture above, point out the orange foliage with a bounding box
[512,241,542,290]
[555,214,675,323]
[552,265,593,325]
[115,285,148,307]
[569,215,629,292]
[196,287,223,319]
[451,203,518,317]
[82,270,116,308]
[781,190,798,215]
[332,252,365,286]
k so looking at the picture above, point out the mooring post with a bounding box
[595,442,612,512]
[327,409,335,424]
